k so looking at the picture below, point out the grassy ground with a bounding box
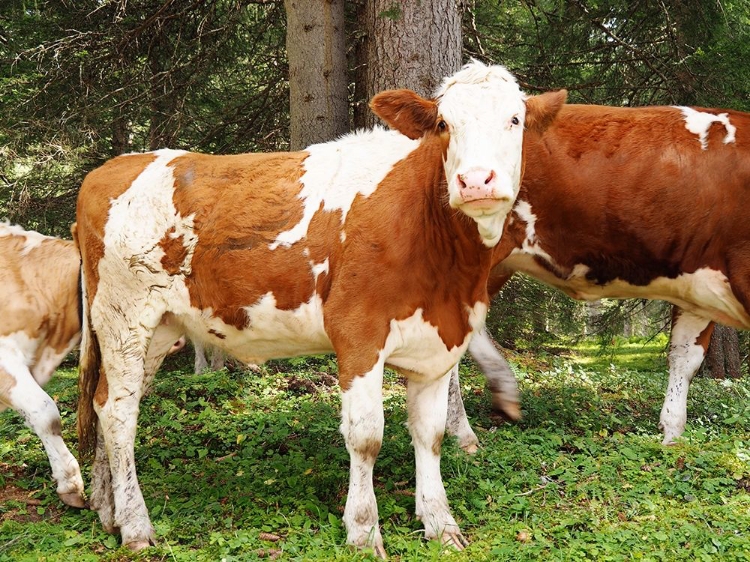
[1,339,749,561]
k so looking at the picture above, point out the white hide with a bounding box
[270,128,419,250]
[675,106,737,150]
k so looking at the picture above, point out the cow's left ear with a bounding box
[524,89,567,134]
[370,89,438,140]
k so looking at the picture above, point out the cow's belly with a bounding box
[504,253,750,329]
[179,292,333,365]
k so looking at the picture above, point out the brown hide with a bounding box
[491,103,750,326]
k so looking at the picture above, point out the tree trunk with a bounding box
[284,0,349,150]
[354,0,462,129]
[700,325,742,379]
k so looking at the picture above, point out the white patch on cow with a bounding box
[0,222,53,256]
[503,244,750,329]
[660,311,712,444]
[675,106,737,150]
[96,149,198,335]
[384,302,487,380]
[188,288,333,364]
[512,200,556,264]
[436,62,527,247]
[270,128,419,250]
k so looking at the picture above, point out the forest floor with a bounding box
[1,337,749,561]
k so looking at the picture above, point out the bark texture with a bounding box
[354,0,462,128]
[285,0,349,150]
[700,325,742,379]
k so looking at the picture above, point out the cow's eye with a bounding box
[511,116,520,126]
[437,120,447,132]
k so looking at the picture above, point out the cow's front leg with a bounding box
[659,308,714,444]
[339,361,386,558]
[408,372,467,550]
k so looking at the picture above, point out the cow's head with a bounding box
[371,60,566,247]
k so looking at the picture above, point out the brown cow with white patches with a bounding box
[445,102,750,448]
[0,223,85,508]
[74,61,566,556]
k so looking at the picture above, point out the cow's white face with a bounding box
[435,64,528,247]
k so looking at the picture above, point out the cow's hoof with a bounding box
[491,396,522,422]
[58,492,88,509]
[441,530,469,551]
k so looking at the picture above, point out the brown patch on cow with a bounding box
[524,90,567,134]
[49,418,63,437]
[432,432,444,457]
[94,369,109,408]
[208,329,226,340]
[357,438,382,463]
[159,227,189,275]
[169,151,321,331]
[0,368,16,404]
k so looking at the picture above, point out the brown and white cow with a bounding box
[447,101,750,447]
[74,61,565,556]
[0,224,85,507]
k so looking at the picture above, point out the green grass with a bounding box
[1,340,749,561]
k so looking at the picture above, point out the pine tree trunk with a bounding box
[700,325,742,379]
[355,0,462,129]
[284,0,349,150]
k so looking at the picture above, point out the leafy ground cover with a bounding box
[1,340,748,561]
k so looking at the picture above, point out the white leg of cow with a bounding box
[210,347,227,371]
[193,340,208,373]
[445,365,479,453]
[91,301,160,550]
[659,309,713,445]
[468,329,521,420]
[340,363,385,558]
[408,372,467,550]
[0,362,85,508]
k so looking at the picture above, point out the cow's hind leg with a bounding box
[340,361,386,558]
[659,308,713,445]
[445,365,479,453]
[409,372,467,551]
[0,362,85,507]
[90,320,183,538]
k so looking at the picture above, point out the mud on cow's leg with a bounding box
[445,365,479,453]
[90,421,116,533]
[659,308,714,445]
[339,361,386,559]
[408,372,468,551]
[468,328,521,421]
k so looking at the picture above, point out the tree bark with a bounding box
[284,0,349,150]
[700,325,742,379]
[354,0,462,129]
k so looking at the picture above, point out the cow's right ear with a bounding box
[370,89,438,140]
[525,89,567,134]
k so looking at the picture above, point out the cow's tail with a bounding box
[73,223,100,459]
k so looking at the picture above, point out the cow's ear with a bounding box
[525,89,567,134]
[370,89,438,140]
